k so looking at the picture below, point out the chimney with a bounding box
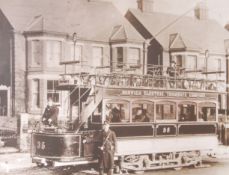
[194,2,208,20]
[137,0,154,13]
[225,23,229,31]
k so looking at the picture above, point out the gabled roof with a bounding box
[110,25,128,42]
[127,8,229,53]
[0,0,144,43]
[169,33,201,51]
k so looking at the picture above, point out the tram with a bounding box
[31,65,223,171]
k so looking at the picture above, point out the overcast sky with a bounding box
[109,0,229,26]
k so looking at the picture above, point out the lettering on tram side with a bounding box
[106,89,217,99]
[36,141,46,150]
[156,125,176,136]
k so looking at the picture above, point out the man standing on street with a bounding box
[98,120,117,175]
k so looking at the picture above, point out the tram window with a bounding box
[105,102,129,123]
[178,103,196,121]
[132,101,154,122]
[91,102,102,123]
[198,103,216,121]
[156,102,176,120]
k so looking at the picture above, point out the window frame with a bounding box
[47,80,60,103]
[155,101,177,122]
[92,46,103,67]
[46,40,62,66]
[104,99,130,124]
[128,47,141,67]
[117,47,124,68]
[31,79,40,109]
[31,40,42,66]
[186,55,197,71]
[198,102,217,122]
[178,101,197,122]
[70,44,82,62]
[91,102,103,124]
[171,54,183,68]
[131,100,154,123]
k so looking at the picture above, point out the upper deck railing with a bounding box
[58,63,225,92]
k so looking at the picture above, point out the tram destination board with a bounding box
[105,89,218,99]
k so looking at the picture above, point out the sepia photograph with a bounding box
[1,0,229,174]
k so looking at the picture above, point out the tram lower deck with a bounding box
[31,86,220,171]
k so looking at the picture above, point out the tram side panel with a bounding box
[31,131,102,165]
[111,123,218,156]
[31,123,218,167]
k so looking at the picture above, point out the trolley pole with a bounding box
[70,32,77,122]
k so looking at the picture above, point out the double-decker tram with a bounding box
[31,65,223,171]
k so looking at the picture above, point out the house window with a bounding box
[128,48,140,66]
[70,44,82,61]
[92,46,103,67]
[31,40,41,66]
[186,55,197,71]
[47,80,60,103]
[172,55,183,67]
[32,79,40,108]
[47,40,62,66]
[117,47,124,68]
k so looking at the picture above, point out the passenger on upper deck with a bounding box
[42,97,59,127]
[166,61,177,77]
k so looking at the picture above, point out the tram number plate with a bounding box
[156,125,176,136]
[36,141,46,150]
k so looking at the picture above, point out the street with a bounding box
[5,160,229,175]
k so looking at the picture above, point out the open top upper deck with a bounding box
[57,64,225,93]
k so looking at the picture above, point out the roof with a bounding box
[0,0,144,43]
[127,8,229,53]
[169,33,201,51]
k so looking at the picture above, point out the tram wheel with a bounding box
[36,163,44,168]
[124,155,140,163]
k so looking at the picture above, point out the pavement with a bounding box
[0,148,36,173]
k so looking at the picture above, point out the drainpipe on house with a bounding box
[226,52,229,121]
[9,31,15,117]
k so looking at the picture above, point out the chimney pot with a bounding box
[137,0,154,13]
[194,2,208,20]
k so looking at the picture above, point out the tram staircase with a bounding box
[81,87,103,123]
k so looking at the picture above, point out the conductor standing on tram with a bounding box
[42,97,59,126]
[98,120,117,175]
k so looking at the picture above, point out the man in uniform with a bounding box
[42,98,59,126]
[98,121,117,175]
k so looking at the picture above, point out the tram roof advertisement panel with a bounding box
[103,88,218,100]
